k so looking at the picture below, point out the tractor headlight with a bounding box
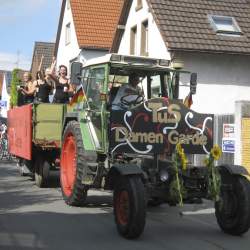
[160,169,169,182]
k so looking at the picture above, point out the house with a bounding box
[30,42,55,79]
[55,0,123,71]
[111,0,250,115]
[0,70,12,96]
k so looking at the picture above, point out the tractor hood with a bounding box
[110,98,213,155]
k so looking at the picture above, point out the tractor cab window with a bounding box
[81,67,90,93]
[108,71,145,110]
[87,67,105,109]
[108,67,173,109]
[150,75,161,98]
[147,72,169,99]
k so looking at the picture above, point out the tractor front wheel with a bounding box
[60,121,87,206]
[114,176,146,239]
[215,175,250,235]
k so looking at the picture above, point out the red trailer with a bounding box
[7,103,64,187]
[8,104,32,160]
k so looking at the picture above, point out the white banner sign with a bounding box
[222,123,235,153]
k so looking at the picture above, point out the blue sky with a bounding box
[0,0,61,71]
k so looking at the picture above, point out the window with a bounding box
[141,20,148,56]
[209,15,242,35]
[82,68,90,92]
[65,23,71,45]
[136,0,143,11]
[67,0,71,9]
[151,75,161,98]
[87,67,105,110]
[130,26,137,55]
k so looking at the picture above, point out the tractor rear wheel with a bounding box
[60,121,87,206]
[114,176,146,239]
[215,175,250,235]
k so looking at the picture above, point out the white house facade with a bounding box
[55,0,123,74]
[56,0,81,69]
[113,0,250,115]
[118,0,170,61]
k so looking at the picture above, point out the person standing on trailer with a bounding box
[34,69,53,103]
[52,65,74,104]
[18,72,36,105]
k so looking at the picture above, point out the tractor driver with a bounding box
[111,73,143,110]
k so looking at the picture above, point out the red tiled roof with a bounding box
[71,0,123,49]
[55,0,123,54]
[147,0,250,54]
[112,0,250,55]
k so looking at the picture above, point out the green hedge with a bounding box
[10,69,21,108]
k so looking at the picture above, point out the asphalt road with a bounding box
[0,161,250,250]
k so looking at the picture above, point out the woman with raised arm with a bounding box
[34,69,53,103]
[52,64,74,104]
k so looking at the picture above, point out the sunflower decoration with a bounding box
[211,144,222,161]
[203,157,210,166]
[170,143,188,206]
[176,143,188,170]
[204,144,222,201]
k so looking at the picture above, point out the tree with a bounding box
[10,69,21,108]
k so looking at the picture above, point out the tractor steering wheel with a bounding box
[120,94,144,107]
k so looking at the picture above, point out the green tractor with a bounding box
[60,54,250,238]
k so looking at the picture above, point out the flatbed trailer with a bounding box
[8,103,65,187]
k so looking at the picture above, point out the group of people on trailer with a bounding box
[18,62,74,105]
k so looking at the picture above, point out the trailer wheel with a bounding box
[60,121,87,206]
[19,159,34,177]
[215,176,250,235]
[35,156,50,188]
[114,176,146,239]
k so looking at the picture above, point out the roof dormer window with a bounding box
[209,15,242,35]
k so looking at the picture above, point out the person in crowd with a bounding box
[18,72,36,104]
[51,65,74,104]
[0,123,7,140]
[34,69,53,103]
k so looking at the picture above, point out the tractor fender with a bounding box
[106,164,145,190]
[218,164,250,177]
[63,113,79,131]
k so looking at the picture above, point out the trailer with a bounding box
[8,103,64,187]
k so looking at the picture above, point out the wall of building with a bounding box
[78,49,107,65]
[177,52,250,114]
[56,3,81,71]
[118,0,170,60]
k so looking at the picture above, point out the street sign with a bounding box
[222,123,235,153]
[223,124,235,138]
[0,100,7,108]
[222,139,235,153]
